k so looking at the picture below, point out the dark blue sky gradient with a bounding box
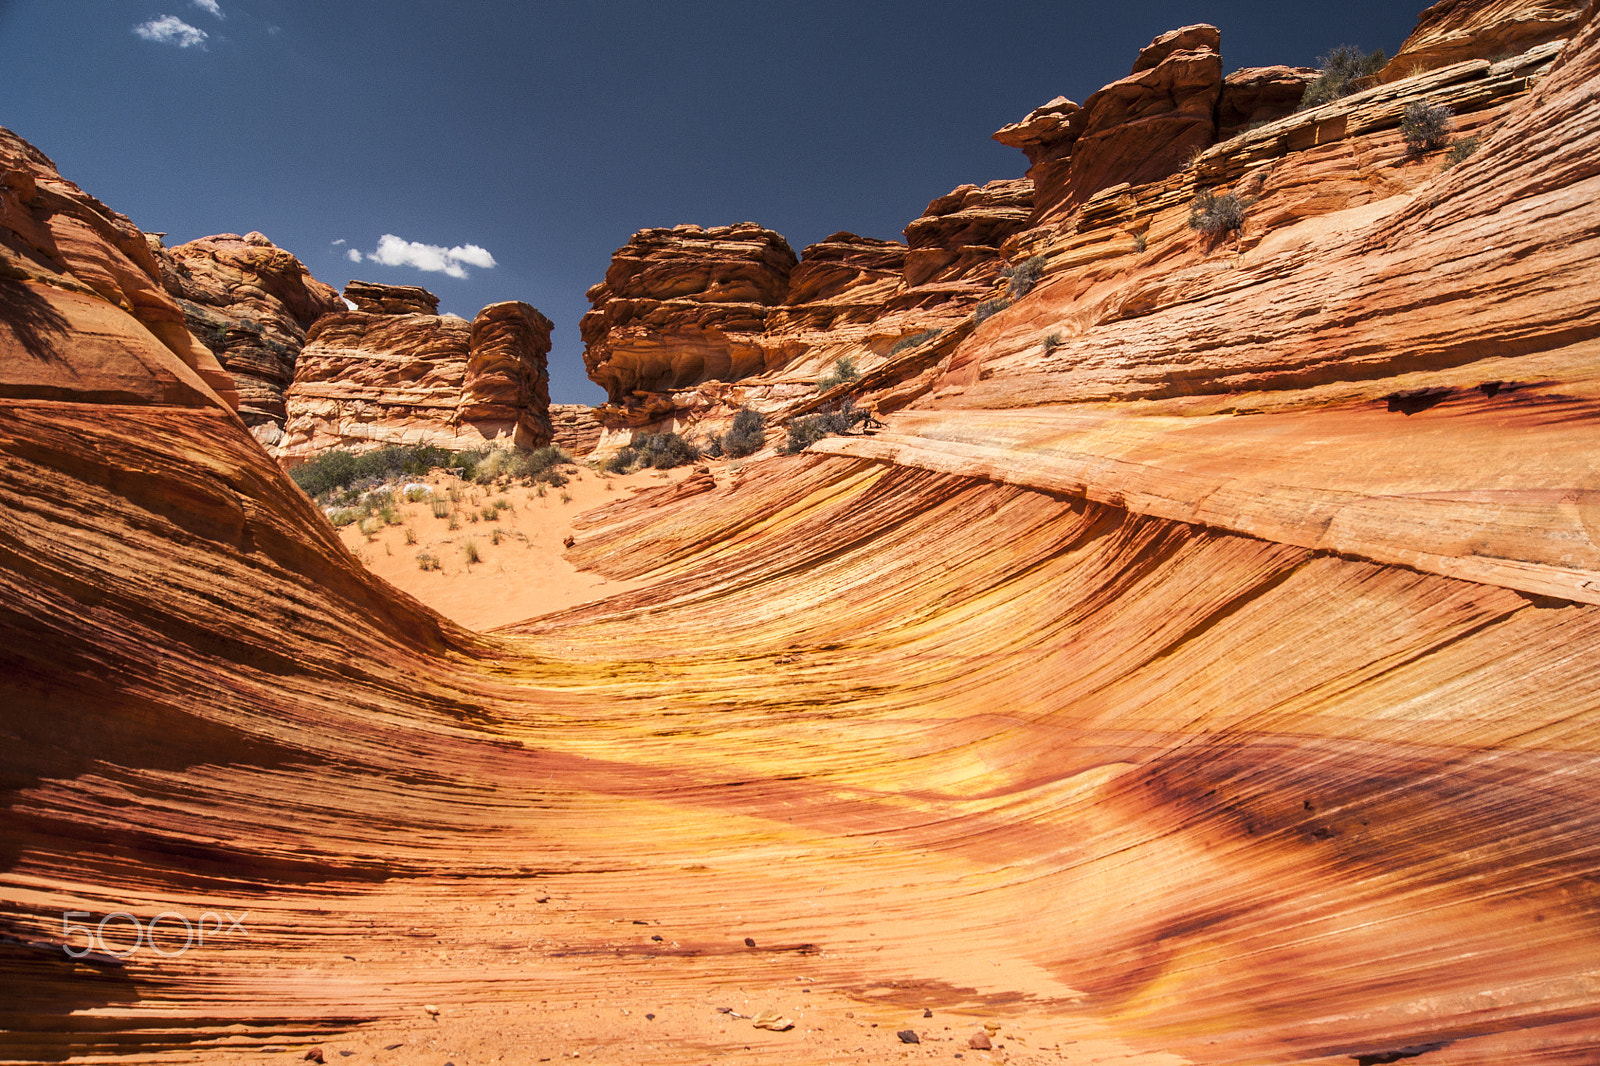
[1,2,1422,402]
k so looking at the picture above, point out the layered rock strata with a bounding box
[581,182,1032,446]
[549,402,604,455]
[994,25,1232,225]
[279,282,553,461]
[1378,0,1588,81]
[7,7,1600,1066]
[0,126,238,409]
[149,230,344,443]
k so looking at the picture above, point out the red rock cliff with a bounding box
[149,230,344,444]
[278,280,553,461]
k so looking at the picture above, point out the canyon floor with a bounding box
[333,464,664,631]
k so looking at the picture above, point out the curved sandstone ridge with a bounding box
[150,231,345,444]
[0,127,238,410]
[278,281,554,461]
[4,7,1600,1066]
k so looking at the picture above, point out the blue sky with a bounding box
[0,1,1421,403]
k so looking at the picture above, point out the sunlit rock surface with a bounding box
[278,281,554,461]
[0,126,238,409]
[4,5,1600,1065]
[149,231,344,444]
[1378,0,1587,81]
[582,183,1031,447]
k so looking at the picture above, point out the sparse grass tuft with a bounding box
[463,540,481,565]
[888,329,941,356]
[975,297,1011,323]
[416,551,441,571]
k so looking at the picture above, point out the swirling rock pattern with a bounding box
[4,6,1600,1066]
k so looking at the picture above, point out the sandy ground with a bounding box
[334,462,686,631]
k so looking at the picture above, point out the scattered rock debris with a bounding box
[752,1012,794,1031]
[969,1031,993,1049]
[897,1029,921,1044]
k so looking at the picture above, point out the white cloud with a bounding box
[363,234,498,279]
[190,0,224,19]
[330,238,346,246]
[346,248,363,263]
[133,15,208,48]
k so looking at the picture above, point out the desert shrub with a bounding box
[415,551,441,571]
[815,356,861,392]
[357,514,382,538]
[1443,135,1481,169]
[784,400,871,454]
[1002,255,1047,298]
[403,484,431,502]
[1132,232,1148,253]
[720,407,767,458]
[888,329,941,356]
[1300,45,1387,110]
[1189,191,1248,236]
[463,540,481,565]
[480,506,499,522]
[604,431,701,473]
[474,444,574,485]
[974,297,1011,323]
[493,498,510,511]
[431,498,450,518]
[291,444,482,500]
[1043,332,1062,355]
[327,506,361,528]
[1401,101,1454,154]
[293,450,359,499]
[403,527,418,545]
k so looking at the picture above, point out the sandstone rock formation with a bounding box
[1378,0,1588,81]
[1215,64,1318,139]
[0,126,238,408]
[278,281,553,461]
[6,5,1600,1065]
[581,182,1031,446]
[580,222,797,403]
[549,402,604,455]
[995,25,1224,225]
[149,231,344,444]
